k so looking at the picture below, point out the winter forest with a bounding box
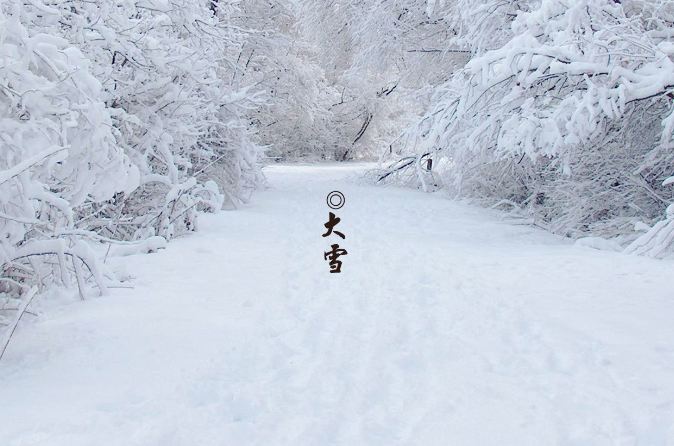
[2,0,674,444]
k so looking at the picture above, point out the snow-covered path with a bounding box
[2,164,674,445]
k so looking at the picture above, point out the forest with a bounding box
[1,1,674,444]
[2,0,673,303]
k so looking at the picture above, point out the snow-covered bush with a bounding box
[625,175,674,258]
[1,0,266,305]
[27,0,264,238]
[389,0,674,254]
[0,5,133,299]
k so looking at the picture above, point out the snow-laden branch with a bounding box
[387,0,674,256]
[0,146,67,186]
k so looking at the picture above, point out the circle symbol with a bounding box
[327,191,345,210]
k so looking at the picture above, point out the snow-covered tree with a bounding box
[230,0,347,161]
[0,3,133,299]
[298,0,465,160]
[385,0,674,255]
[34,0,264,239]
[1,0,267,303]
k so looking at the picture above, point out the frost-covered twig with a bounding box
[0,287,38,362]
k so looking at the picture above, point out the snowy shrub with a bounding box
[1,0,267,307]
[0,5,133,299]
[387,0,674,255]
[625,175,674,258]
[27,0,264,238]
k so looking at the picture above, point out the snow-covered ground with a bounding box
[1,164,673,445]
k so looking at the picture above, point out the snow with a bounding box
[574,236,622,252]
[0,146,67,186]
[108,236,168,257]
[1,164,674,445]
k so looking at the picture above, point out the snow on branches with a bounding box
[298,0,466,161]
[1,0,266,305]
[394,0,674,256]
[0,6,133,300]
